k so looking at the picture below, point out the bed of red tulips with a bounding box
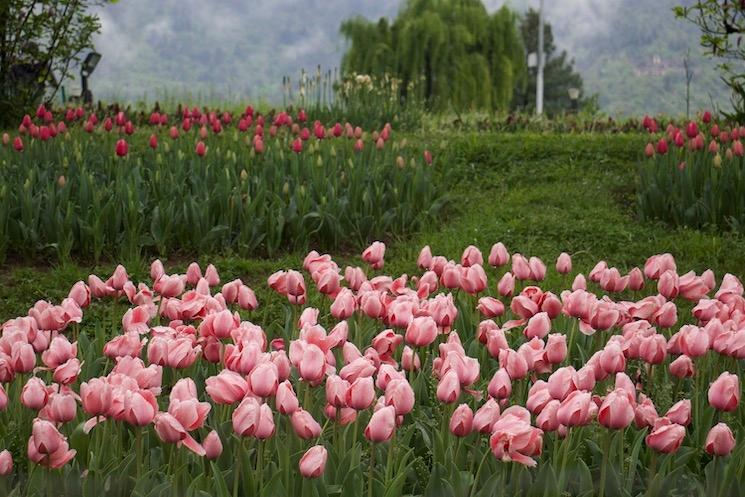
[639,111,745,231]
[0,241,744,496]
[0,104,441,262]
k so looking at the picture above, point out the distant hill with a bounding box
[78,0,729,116]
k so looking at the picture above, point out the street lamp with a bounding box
[567,87,580,113]
[80,51,101,105]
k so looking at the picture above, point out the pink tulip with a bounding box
[461,245,483,267]
[708,372,740,412]
[547,367,576,401]
[487,368,512,399]
[436,370,461,403]
[405,316,438,347]
[362,241,385,269]
[331,288,356,319]
[598,389,635,429]
[21,377,49,410]
[556,252,572,274]
[497,272,515,297]
[477,297,504,318]
[486,243,508,268]
[646,418,685,453]
[248,362,279,398]
[233,398,275,439]
[665,399,691,426]
[0,450,11,475]
[27,419,76,468]
[401,346,421,371]
[489,413,543,467]
[449,404,473,437]
[291,409,321,439]
[669,355,694,378]
[347,376,375,410]
[524,312,550,339]
[80,377,112,416]
[205,370,248,405]
[417,246,433,269]
[461,264,487,294]
[544,334,567,364]
[276,380,299,414]
[473,398,501,433]
[299,445,328,478]
[384,379,415,415]
[203,430,223,459]
[11,342,35,373]
[41,336,77,369]
[557,391,596,427]
[705,423,736,456]
[498,348,528,380]
[365,405,396,442]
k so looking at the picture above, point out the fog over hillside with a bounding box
[82,0,729,115]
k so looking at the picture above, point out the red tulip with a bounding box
[115,139,128,157]
[196,141,206,157]
[13,136,23,152]
[149,134,158,149]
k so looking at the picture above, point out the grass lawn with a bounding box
[2,131,743,319]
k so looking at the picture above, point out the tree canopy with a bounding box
[0,0,110,125]
[340,0,526,111]
[676,1,745,119]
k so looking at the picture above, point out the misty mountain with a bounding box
[80,0,730,116]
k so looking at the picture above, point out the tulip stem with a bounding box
[256,441,263,495]
[566,320,578,366]
[368,443,375,497]
[232,439,243,497]
[469,447,491,497]
[645,453,657,497]
[599,430,611,497]
[557,428,571,492]
[135,427,143,480]
[46,468,53,497]
[385,435,395,485]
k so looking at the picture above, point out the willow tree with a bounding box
[340,0,525,111]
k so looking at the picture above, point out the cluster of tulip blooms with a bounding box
[642,111,744,161]
[0,103,432,162]
[639,110,745,230]
[0,242,742,495]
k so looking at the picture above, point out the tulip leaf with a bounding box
[209,461,231,497]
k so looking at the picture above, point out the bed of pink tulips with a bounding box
[0,242,744,496]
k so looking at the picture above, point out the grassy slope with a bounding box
[2,132,745,320]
